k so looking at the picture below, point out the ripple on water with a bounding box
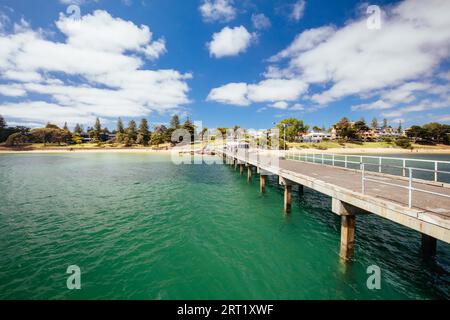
[0,153,448,299]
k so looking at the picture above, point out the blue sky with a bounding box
[0,0,449,130]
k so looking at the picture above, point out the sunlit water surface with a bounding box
[0,153,449,299]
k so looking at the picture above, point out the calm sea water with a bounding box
[0,153,449,300]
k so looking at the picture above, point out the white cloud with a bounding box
[351,100,391,111]
[290,103,304,111]
[252,13,271,30]
[206,82,249,106]
[247,79,307,102]
[199,0,236,23]
[270,0,450,105]
[0,84,27,97]
[0,10,191,127]
[208,26,255,58]
[269,26,335,62]
[207,78,308,106]
[270,101,289,109]
[291,0,306,22]
[381,95,450,118]
[56,10,166,59]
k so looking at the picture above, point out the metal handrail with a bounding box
[361,164,450,208]
[219,148,450,209]
[286,150,450,182]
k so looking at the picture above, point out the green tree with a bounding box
[382,118,388,129]
[126,120,137,144]
[73,123,83,135]
[31,128,68,146]
[277,118,309,143]
[62,122,72,144]
[170,114,180,129]
[72,133,83,144]
[0,114,6,131]
[116,117,125,143]
[424,122,450,144]
[371,117,378,130]
[354,120,369,133]
[395,137,411,149]
[151,131,165,147]
[46,123,60,129]
[0,114,6,142]
[4,132,27,147]
[334,117,356,140]
[406,125,426,143]
[92,117,102,142]
[182,117,195,142]
[136,118,150,146]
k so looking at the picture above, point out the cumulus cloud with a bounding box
[207,79,307,105]
[208,0,450,119]
[207,26,255,58]
[206,82,249,106]
[252,13,271,30]
[270,101,289,109]
[199,0,236,23]
[272,0,450,105]
[0,10,191,127]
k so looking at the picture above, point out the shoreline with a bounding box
[0,146,450,155]
[0,148,174,154]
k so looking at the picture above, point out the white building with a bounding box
[303,132,332,143]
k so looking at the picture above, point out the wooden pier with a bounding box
[218,149,450,261]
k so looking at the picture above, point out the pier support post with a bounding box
[240,164,244,176]
[284,185,292,213]
[234,160,237,170]
[260,175,266,193]
[279,177,295,214]
[421,234,437,257]
[340,215,356,261]
[298,185,304,196]
[247,165,253,182]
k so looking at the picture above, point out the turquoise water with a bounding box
[0,153,449,299]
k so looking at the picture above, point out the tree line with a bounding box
[0,114,196,147]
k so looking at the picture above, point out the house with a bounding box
[303,132,332,143]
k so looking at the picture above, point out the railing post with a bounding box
[402,159,406,177]
[345,155,348,168]
[313,153,316,163]
[332,154,335,166]
[322,154,324,165]
[361,163,365,194]
[435,161,438,182]
[408,168,413,208]
[379,157,382,173]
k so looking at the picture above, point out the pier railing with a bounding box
[285,150,450,183]
[360,163,450,208]
[285,150,450,209]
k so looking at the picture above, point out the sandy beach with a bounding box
[0,148,174,154]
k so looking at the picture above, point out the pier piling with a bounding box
[247,165,252,182]
[284,185,292,213]
[240,164,244,176]
[298,185,304,196]
[340,215,356,260]
[260,175,266,193]
[421,234,437,257]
